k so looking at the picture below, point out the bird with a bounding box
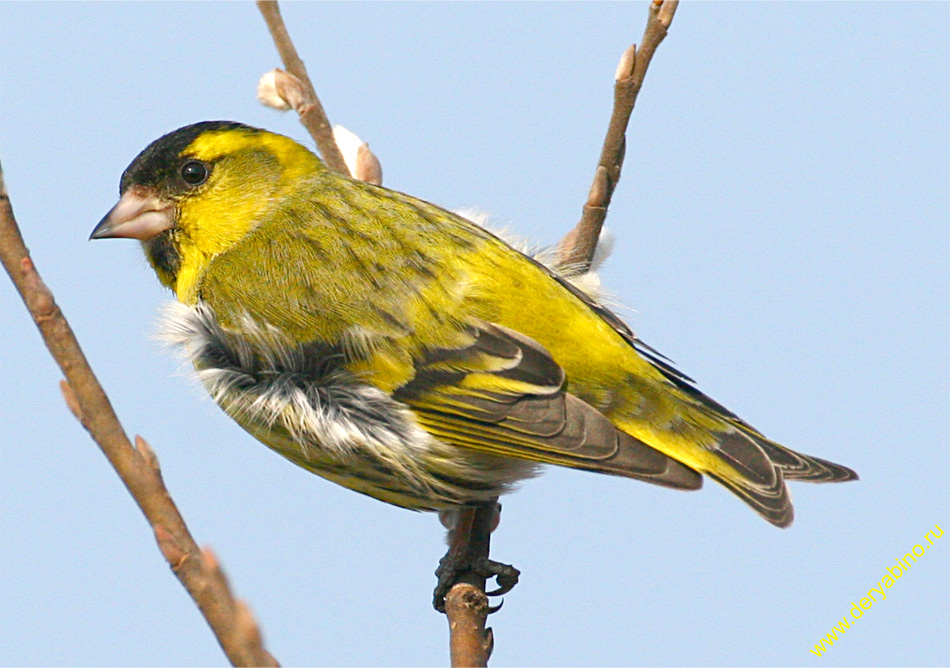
[92,121,856,601]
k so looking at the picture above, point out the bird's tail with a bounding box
[620,348,858,527]
[615,408,858,528]
[696,427,858,528]
[757,438,859,482]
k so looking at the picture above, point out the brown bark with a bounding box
[0,165,278,668]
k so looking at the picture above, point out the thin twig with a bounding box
[446,584,493,668]
[0,163,279,668]
[558,0,679,270]
[445,506,496,668]
[256,0,349,175]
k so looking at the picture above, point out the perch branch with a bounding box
[445,506,496,668]
[0,162,278,668]
[256,0,349,175]
[558,0,679,270]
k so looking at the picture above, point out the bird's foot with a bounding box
[433,552,520,612]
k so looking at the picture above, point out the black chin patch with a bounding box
[143,229,182,283]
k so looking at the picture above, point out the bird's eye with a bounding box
[180,160,209,186]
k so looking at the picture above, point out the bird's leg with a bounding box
[433,501,520,612]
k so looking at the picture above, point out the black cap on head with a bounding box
[119,121,257,194]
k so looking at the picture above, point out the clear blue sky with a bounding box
[2,3,947,666]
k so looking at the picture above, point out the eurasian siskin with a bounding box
[92,121,856,532]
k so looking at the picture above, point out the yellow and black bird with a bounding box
[93,121,856,598]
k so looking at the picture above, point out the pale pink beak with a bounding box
[90,187,175,240]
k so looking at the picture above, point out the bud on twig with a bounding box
[154,524,187,566]
[615,44,637,83]
[333,125,383,185]
[656,0,679,28]
[257,68,305,111]
[59,379,83,423]
[587,165,610,208]
[355,144,383,185]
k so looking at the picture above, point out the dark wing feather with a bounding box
[395,322,702,490]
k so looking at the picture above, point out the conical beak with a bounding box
[90,187,175,240]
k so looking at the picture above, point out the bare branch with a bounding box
[446,584,493,668]
[444,505,498,667]
[0,163,279,668]
[558,0,679,270]
[256,0,349,175]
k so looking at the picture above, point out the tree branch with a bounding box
[444,506,496,668]
[557,0,679,270]
[0,163,279,668]
[446,583,493,668]
[256,0,349,175]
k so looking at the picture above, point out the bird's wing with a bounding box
[392,321,702,491]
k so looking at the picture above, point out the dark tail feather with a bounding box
[754,439,859,482]
[707,469,794,528]
[709,431,794,527]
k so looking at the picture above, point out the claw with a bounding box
[481,559,520,597]
[433,554,521,612]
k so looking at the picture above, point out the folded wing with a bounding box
[394,322,702,491]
